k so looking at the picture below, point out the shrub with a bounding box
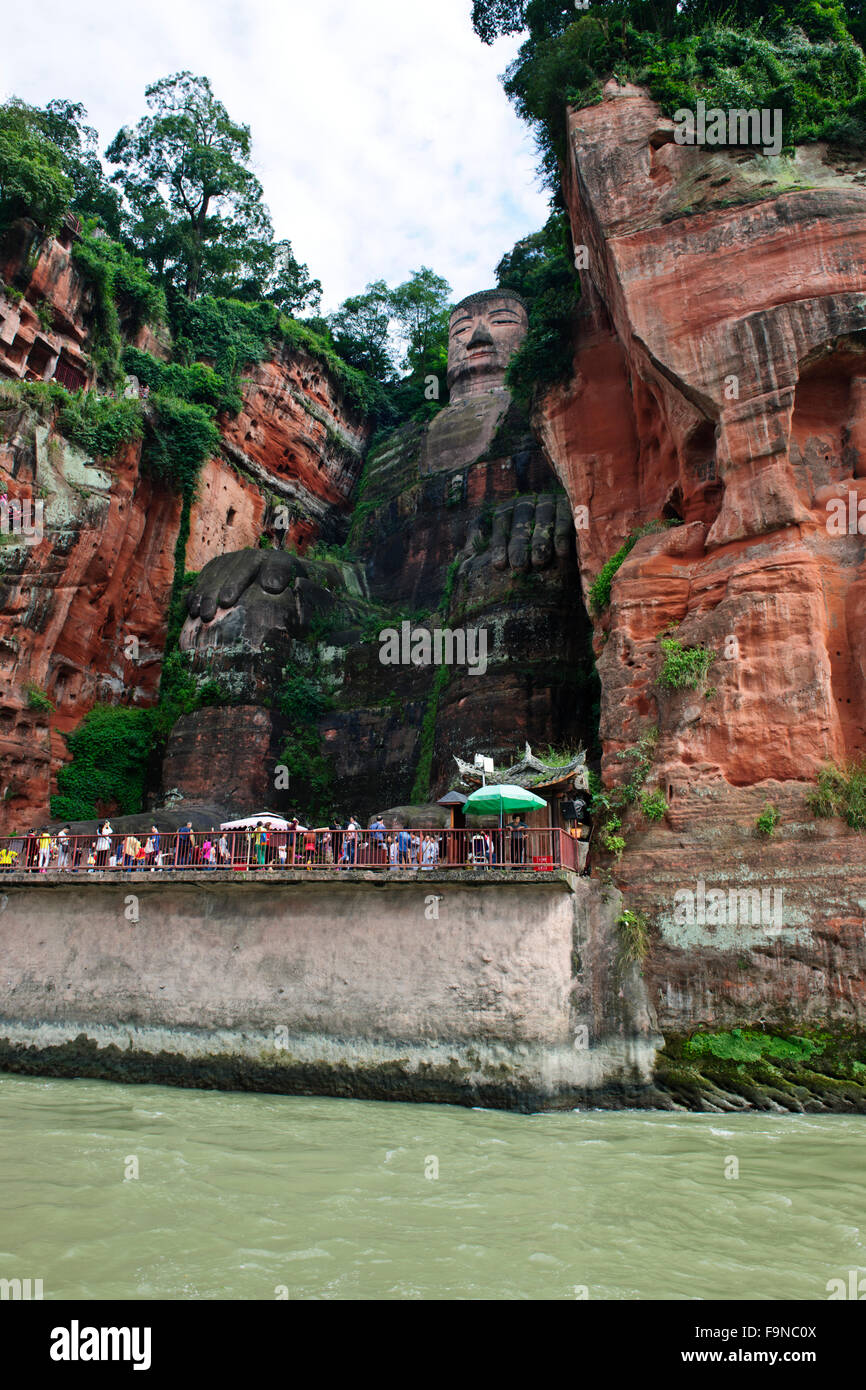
[591,727,659,858]
[143,395,219,496]
[640,788,668,822]
[599,814,626,857]
[590,535,639,611]
[482,4,866,190]
[498,212,581,407]
[808,759,866,830]
[589,520,680,611]
[276,661,336,821]
[57,391,143,461]
[169,293,389,424]
[9,380,144,463]
[616,908,650,968]
[72,227,165,384]
[756,804,781,837]
[682,1028,820,1064]
[51,704,154,820]
[122,346,228,412]
[410,663,450,804]
[657,638,715,691]
[24,681,54,713]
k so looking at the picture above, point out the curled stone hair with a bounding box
[451,288,528,315]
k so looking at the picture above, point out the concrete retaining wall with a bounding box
[0,868,659,1109]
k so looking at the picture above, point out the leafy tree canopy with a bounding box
[389,266,451,381]
[105,72,317,305]
[496,210,581,406]
[328,279,395,378]
[0,100,73,234]
[471,0,866,184]
[0,98,123,237]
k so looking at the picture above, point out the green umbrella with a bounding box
[464,784,547,820]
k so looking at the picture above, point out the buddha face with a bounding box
[446,292,528,403]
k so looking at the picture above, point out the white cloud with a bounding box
[3,0,548,309]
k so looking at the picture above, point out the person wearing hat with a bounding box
[57,827,70,872]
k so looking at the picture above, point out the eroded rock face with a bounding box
[0,219,95,394]
[0,224,371,827]
[213,345,367,543]
[537,81,866,1026]
[540,82,866,791]
[0,403,180,829]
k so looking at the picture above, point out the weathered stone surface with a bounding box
[420,389,510,474]
[540,83,866,790]
[0,406,180,830]
[537,82,866,1029]
[0,225,372,827]
[0,872,658,1110]
[216,344,367,539]
[160,705,278,816]
[447,289,528,403]
[186,457,265,570]
[0,219,93,392]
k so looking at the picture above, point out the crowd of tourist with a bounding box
[1,813,532,872]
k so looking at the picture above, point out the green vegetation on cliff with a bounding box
[472,2,866,187]
[410,664,451,805]
[72,226,166,384]
[52,706,156,821]
[592,726,658,858]
[496,211,581,407]
[808,757,866,829]
[276,662,336,822]
[50,647,231,822]
[657,1027,866,1112]
[656,637,715,691]
[589,519,679,612]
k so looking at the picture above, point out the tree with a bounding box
[261,240,322,317]
[106,72,275,301]
[471,0,530,43]
[388,267,451,380]
[328,280,395,379]
[496,209,571,298]
[496,211,580,406]
[0,100,73,234]
[33,99,123,235]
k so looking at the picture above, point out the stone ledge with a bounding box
[0,867,580,891]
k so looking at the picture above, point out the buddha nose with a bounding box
[467,322,494,348]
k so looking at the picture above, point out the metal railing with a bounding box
[0,827,589,875]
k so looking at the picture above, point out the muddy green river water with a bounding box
[0,1074,863,1300]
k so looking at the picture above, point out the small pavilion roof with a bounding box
[453,743,588,793]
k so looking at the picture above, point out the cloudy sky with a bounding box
[3,0,548,311]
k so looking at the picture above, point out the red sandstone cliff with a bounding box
[541,81,866,795]
[538,81,866,1028]
[0,227,368,828]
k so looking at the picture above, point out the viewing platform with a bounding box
[1,826,590,877]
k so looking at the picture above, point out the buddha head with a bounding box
[446,289,528,403]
